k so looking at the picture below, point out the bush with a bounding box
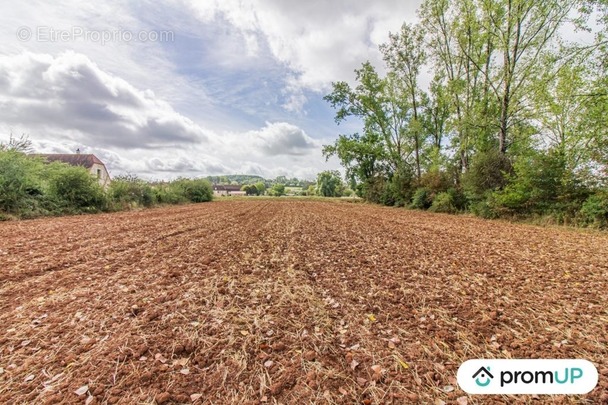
[447,187,468,211]
[45,162,106,213]
[0,150,44,214]
[429,191,457,213]
[154,183,187,205]
[0,147,215,219]
[108,174,156,210]
[361,177,387,204]
[411,187,432,210]
[492,149,587,217]
[469,192,499,219]
[578,191,608,228]
[255,182,266,195]
[386,166,415,207]
[171,178,213,203]
[462,149,512,199]
[419,169,451,195]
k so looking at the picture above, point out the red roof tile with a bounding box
[31,154,105,169]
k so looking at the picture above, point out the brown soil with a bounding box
[0,200,607,404]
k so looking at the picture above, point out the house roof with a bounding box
[31,154,106,169]
[472,366,494,379]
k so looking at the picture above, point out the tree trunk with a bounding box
[499,91,509,154]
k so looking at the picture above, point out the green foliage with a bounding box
[448,187,468,211]
[108,174,155,210]
[492,150,583,215]
[316,170,344,197]
[419,169,452,194]
[320,0,607,228]
[0,148,214,219]
[383,166,415,206]
[462,150,512,200]
[359,177,387,204]
[45,162,106,213]
[469,192,499,219]
[154,183,188,205]
[171,178,213,203]
[0,150,44,214]
[579,191,608,228]
[411,187,432,209]
[241,184,258,196]
[239,181,267,196]
[429,191,457,213]
[269,183,286,197]
[322,132,389,194]
[254,182,266,195]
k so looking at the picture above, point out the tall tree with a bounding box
[421,74,451,170]
[475,0,576,153]
[532,60,594,173]
[380,23,427,180]
[323,62,415,176]
[420,0,495,172]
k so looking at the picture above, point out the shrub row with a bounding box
[397,150,608,229]
[0,151,213,220]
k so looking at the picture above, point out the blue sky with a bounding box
[0,0,424,179]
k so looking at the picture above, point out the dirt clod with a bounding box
[154,392,171,404]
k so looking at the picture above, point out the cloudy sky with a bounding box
[0,0,422,180]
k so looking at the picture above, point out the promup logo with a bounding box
[457,359,598,394]
[472,366,494,387]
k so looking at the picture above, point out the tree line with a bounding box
[323,0,608,227]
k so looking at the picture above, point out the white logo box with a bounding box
[457,359,598,395]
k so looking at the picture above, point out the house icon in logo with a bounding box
[472,366,494,387]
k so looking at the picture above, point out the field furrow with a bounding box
[0,200,607,404]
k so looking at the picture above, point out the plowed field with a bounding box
[1,200,607,404]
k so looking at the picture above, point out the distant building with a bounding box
[213,184,246,197]
[32,153,111,188]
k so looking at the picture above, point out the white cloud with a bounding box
[0,51,209,148]
[245,122,319,156]
[186,0,423,103]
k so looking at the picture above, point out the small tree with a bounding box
[270,183,286,196]
[316,170,344,197]
[254,181,266,196]
[241,184,258,196]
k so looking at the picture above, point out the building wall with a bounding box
[89,163,111,188]
[213,190,247,197]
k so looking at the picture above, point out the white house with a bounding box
[33,153,111,188]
